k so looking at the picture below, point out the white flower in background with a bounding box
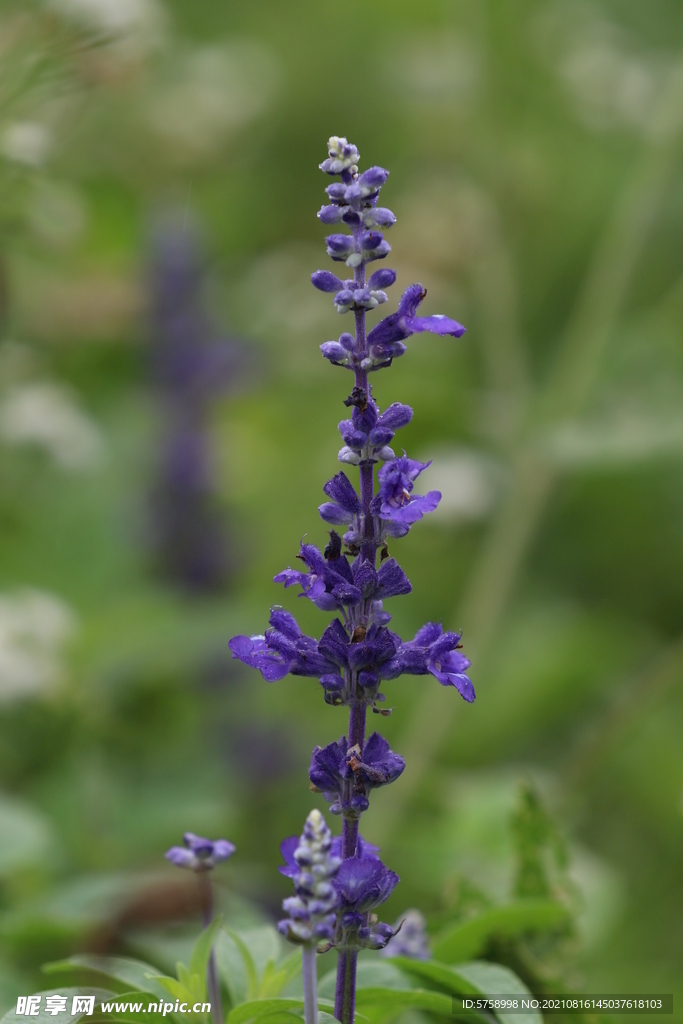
[534,1,671,134]
[421,448,503,523]
[49,0,160,34]
[0,589,77,701]
[1,121,51,167]
[48,0,165,57]
[0,382,104,471]
[146,41,279,157]
[383,32,479,107]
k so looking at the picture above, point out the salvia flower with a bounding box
[390,622,475,702]
[381,908,430,959]
[165,833,236,872]
[367,282,466,347]
[374,455,442,526]
[277,809,340,945]
[229,607,337,681]
[309,732,405,817]
[333,851,399,950]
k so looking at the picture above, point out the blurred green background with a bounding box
[0,0,682,1012]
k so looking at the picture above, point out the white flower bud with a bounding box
[338,446,361,465]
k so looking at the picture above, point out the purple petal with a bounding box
[319,502,355,525]
[279,835,299,876]
[380,491,441,523]
[211,839,237,861]
[397,283,427,318]
[413,622,443,646]
[376,558,412,598]
[165,846,195,868]
[323,472,361,513]
[274,568,309,588]
[268,608,301,640]
[429,666,475,702]
[409,314,466,337]
[228,635,255,658]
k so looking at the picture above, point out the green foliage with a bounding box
[431,899,571,963]
[0,0,681,1013]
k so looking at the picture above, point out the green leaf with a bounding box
[226,997,335,1024]
[43,956,173,1001]
[189,916,224,990]
[216,928,283,1006]
[0,988,115,1024]
[318,959,411,1000]
[391,958,542,1024]
[354,986,454,1024]
[258,948,302,998]
[225,930,260,1002]
[145,976,194,1003]
[175,965,203,1006]
[97,991,171,1024]
[432,900,571,962]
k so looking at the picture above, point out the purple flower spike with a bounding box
[165,832,236,872]
[231,138,474,1024]
[310,733,405,817]
[367,283,466,350]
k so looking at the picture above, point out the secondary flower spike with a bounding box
[229,135,473,1024]
[278,808,340,945]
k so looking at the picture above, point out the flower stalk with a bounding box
[165,833,235,1024]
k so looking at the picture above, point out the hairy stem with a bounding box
[334,949,357,1024]
[198,874,223,1024]
[302,945,318,1024]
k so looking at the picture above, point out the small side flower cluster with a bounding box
[165,832,236,872]
[165,833,235,1024]
[230,136,474,1024]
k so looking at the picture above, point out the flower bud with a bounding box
[364,207,396,229]
[339,446,361,465]
[320,137,360,176]
[358,166,389,194]
[320,341,349,364]
[318,204,344,224]
[326,234,355,260]
[334,289,355,313]
[312,270,344,292]
[368,268,397,289]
